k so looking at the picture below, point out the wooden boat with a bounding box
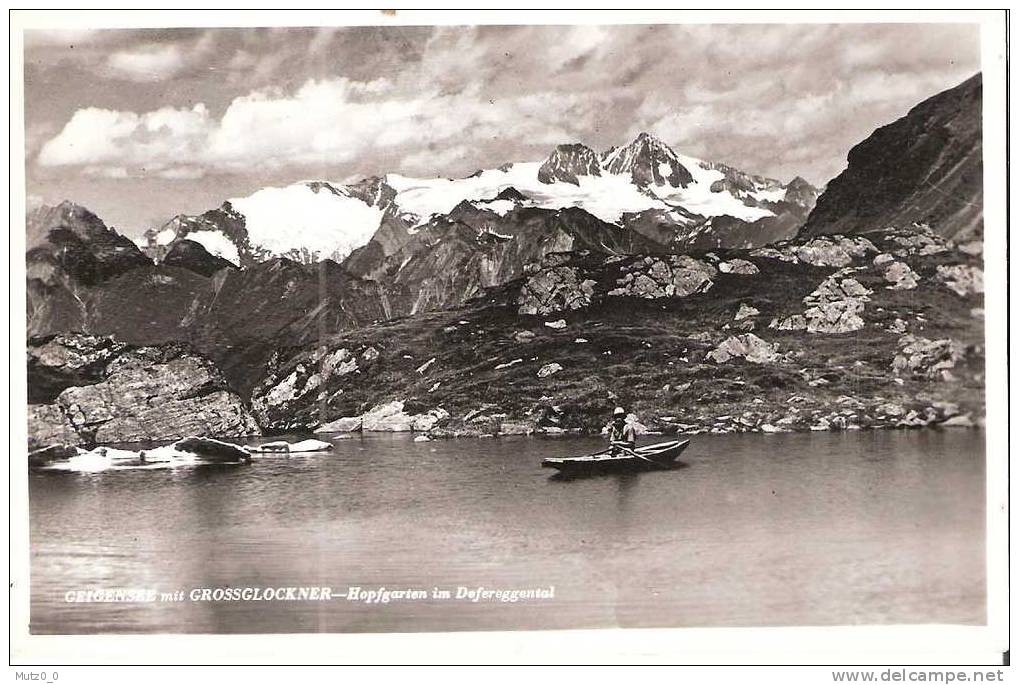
[542,439,690,476]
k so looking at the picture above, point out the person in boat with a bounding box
[607,406,636,455]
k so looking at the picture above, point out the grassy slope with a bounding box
[252,228,984,436]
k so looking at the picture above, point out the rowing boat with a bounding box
[541,439,690,476]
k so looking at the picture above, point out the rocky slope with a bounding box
[28,211,403,397]
[27,334,260,446]
[346,203,665,313]
[250,224,984,437]
[800,73,982,242]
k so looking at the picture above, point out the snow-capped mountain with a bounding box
[537,143,602,185]
[146,184,385,266]
[140,133,817,268]
[602,131,694,188]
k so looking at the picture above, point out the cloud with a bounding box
[24,29,104,48]
[31,23,981,187]
[38,103,212,174]
[106,44,186,81]
[398,144,474,176]
[37,76,592,178]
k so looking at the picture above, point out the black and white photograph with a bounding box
[9,9,1010,669]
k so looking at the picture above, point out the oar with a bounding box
[616,444,663,466]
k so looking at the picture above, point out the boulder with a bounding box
[749,247,798,263]
[769,314,807,331]
[317,401,451,433]
[888,318,909,334]
[889,229,949,257]
[718,259,759,275]
[797,272,873,334]
[805,273,873,305]
[608,255,716,299]
[941,414,975,428]
[790,235,877,267]
[464,404,501,423]
[173,436,251,462]
[873,253,895,266]
[891,335,964,380]
[314,416,364,433]
[28,443,80,467]
[883,261,919,290]
[875,402,907,418]
[544,319,567,330]
[706,334,779,364]
[59,358,260,444]
[936,264,983,297]
[517,266,596,315]
[537,362,564,378]
[734,303,760,320]
[411,407,451,432]
[803,299,866,334]
[499,420,536,436]
[361,401,415,432]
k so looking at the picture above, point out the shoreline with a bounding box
[29,418,985,463]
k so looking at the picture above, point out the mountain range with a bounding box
[25,73,986,446]
[141,131,819,268]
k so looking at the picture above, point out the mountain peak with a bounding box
[26,201,152,285]
[602,132,693,189]
[495,187,528,202]
[632,131,663,145]
[537,143,602,186]
[162,238,238,277]
[28,200,118,246]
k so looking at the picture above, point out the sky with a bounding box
[23,22,981,237]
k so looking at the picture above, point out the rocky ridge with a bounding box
[800,73,982,241]
[28,334,260,446]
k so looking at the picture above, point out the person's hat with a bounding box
[613,407,626,417]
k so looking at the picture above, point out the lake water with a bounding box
[28,429,986,634]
